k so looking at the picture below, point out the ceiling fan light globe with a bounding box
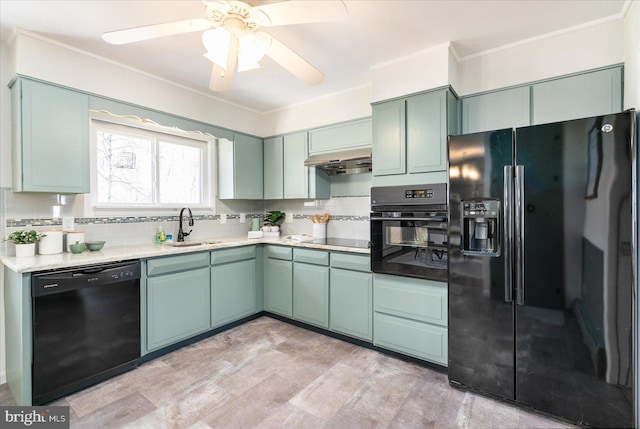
[203,51,229,70]
[202,28,231,69]
[239,35,266,63]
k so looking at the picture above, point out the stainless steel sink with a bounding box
[166,241,203,247]
[203,240,222,245]
[166,239,221,247]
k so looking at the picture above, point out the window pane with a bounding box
[96,130,154,204]
[158,141,203,204]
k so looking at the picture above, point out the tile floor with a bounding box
[1,316,578,428]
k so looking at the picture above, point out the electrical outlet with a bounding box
[62,216,75,231]
[286,213,294,223]
[220,213,227,224]
[239,213,246,223]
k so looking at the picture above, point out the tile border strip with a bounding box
[6,214,369,228]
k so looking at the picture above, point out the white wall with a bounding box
[11,32,262,136]
[261,85,372,137]
[456,19,624,96]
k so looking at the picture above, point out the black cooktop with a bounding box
[311,237,371,249]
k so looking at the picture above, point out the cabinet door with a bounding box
[330,268,372,341]
[233,134,264,199]
[283,131,309,199]
[16,79,89,193]
[308,118,372,155]
[211,259,256,328]
[462,86,531,134]
[374,275,448,327]
[263,136,284,199]
[264,258,293,317]
[372,99,406,176]
[532,67,622,125]
[147,267,211,351]
[374,312,447,365]
[407,91,447,173]
[293,263,329,328]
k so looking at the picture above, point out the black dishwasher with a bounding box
[32,261,141,405]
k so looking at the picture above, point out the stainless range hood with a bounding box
[304,147,372,176]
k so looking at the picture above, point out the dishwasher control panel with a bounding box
[32,261,141,297]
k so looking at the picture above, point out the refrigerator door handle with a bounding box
[503,165,513,303]
[515,165,525,305]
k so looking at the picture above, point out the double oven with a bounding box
[370,183,448,282]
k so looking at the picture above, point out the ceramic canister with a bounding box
[65,231,85,252]
[39,230,63,255]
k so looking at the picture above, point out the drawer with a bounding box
[330,252,370,272]
[293,248,329,266]
[374,312,447,365]
[147,252,209,277]
[211,245,256,265]
[265,245,292,260]
[374,275,447,327]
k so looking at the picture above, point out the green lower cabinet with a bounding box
[146,267,211,352]
[264,257,293,317]
[293,263,329,328]
[374,312,447,365]
[373,274,448,365]
[329,268,372,341]
[211,259,256,328]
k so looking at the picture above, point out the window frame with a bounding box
[88,113,215,215]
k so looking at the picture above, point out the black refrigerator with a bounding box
[447,110,636,428]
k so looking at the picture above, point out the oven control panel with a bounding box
[405,188,435,199]
[371,183,447,207]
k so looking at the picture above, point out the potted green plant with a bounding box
[6,230,46,257]
[262,210,285,238]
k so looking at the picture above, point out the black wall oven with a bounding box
[371,184,448,282]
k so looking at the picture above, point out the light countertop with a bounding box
[1,237,370,274]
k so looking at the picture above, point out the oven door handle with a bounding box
[370,217,447,222]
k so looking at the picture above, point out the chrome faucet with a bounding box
[177,207,194,242]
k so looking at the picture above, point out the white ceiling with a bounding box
[0,0,628,113]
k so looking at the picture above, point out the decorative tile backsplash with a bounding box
[5,213,369,228]
[1,188,371,253]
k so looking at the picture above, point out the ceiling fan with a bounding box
[102,0,347,91]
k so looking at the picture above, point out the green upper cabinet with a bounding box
[283,131,309,199]
[217,133,263,200]
[264,131,330,200]
[372,87,458,186]
[263,136,284,199]
[372,99,406,176]
[308,118,372,155]
[11,78,89,193]
[462,86,531,134]
[406,91,448,174]
[532,66,622,125]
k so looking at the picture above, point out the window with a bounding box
[91,116,212,209]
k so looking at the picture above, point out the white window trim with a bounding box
[86,110,216,217]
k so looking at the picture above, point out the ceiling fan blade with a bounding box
[102,19,211,45]
[261,32,324,86]
[209,38,238,91]
[254,0,347,26]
